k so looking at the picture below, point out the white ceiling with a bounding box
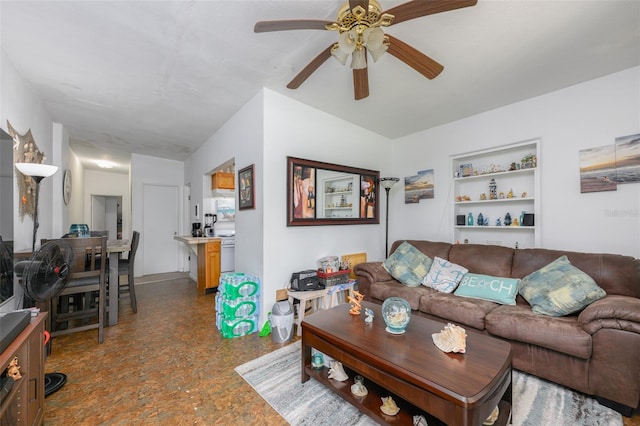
[1,1,639,174]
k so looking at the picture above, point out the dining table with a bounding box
[106,239,130,326]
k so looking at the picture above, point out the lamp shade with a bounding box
[331,45,349,66]
[379,177,400,190]
[350,49,367,70]
[15,163,59,178]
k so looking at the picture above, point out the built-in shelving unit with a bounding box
[452,139,540,248]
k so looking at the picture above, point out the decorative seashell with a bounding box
[483,405,499,425]
[432,323,467,354]
[380,396,400,416]
[328,361,349,382]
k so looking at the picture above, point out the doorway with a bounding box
[91,195,122,239]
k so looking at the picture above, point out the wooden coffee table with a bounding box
[301,302,512,426]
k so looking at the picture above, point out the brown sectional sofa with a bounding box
[354,240,640,415]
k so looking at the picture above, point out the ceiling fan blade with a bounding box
[287,45,333,89]
[353,68,369,100]
[349,0,370,12]
[384,0,477,26]
[386,34,444,79]
[254,19,334,33]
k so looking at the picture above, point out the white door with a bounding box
[142,184,179,275]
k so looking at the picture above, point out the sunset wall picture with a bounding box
[579,133,640,193]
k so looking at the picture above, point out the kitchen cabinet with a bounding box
[452,139,540,248]
[211,172,235,190]
[0,313,46,426]
[197,240,221,294]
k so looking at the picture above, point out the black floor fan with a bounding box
[14,240,75,397]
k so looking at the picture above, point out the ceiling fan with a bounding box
[254,0,477,100]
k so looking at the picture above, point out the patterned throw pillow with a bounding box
[454,273,520,305]
[382,241,433,287]
[422,257,468,293]
[518,255,606,316]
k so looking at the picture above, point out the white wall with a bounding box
[261,90,392,322]
[0,49,59,252]
[391,67,640,258]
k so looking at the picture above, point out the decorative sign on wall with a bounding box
[7,120,47,221]
[404,169,434,204]
[579,133,640,193]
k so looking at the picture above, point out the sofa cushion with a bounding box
[382,241,433,287]
[448,244,514,277]
[486,305,592,359]
[369,280,436,310]
[419,292,499,330]
[422,257,468,293]
[454,273,520,305]
[519,255,607,316]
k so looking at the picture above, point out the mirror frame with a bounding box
[287,156,380,226]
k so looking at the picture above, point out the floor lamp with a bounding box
[15,163,59,252]
[379,177,399,258]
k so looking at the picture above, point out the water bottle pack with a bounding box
[215,293,259,320]
[216,272,261,339]
[218,272,260,300]
[215,314,259,338]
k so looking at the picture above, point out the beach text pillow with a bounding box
[454,273,520,305]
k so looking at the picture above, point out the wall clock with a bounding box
[63,169,72,205]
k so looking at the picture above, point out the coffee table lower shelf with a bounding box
[304,364,512,426]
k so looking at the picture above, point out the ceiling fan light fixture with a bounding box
[331,44,349,66]
[337,28,358,55]
[350,49,367,70]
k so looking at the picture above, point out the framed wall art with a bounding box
[238,164,255,210]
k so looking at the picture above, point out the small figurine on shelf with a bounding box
[507,189,514,199]
[467,213,474,226]
[498,191,505,199]
[479,193,487,200]
[483,216,489,226]
[477,213,484,226]
[364,308,374,324]
[504,212,512,226]
[489,178,497,200]
[380,396,401,416]
[7,357,22,381]
[512,218,520,226]
[312,352,324,369]
[495,217,502,226]
[348,291,364,315]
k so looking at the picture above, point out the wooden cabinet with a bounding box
[0,313,47,426]
[197,240,221,294]
[452,139,540,248]
[211,172,235,190]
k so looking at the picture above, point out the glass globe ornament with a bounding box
[382,297,411,334]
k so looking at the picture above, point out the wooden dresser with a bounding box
[0,313,47,425]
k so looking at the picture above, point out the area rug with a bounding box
[235,341,622,426]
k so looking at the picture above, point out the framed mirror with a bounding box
[287,156,380,226]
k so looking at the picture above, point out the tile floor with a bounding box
[43,274,639,426]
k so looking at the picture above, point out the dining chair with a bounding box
[118,231,139,313]
[44,236,107,344]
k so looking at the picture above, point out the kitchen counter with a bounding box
[174,235,221,244]
[175,235,222,294]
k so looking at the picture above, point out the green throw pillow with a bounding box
[454,273,520,305]
[383,241,433,287]
[518,255,606,316]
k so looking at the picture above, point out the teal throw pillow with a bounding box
[518,255,606,316]
[422,256,468,293]
[383,241,433,287]
[454,273,520,305]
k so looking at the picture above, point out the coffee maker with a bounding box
[191,222,202,237]
[204,214,217,237]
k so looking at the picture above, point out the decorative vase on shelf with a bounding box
[382,297,411,334]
